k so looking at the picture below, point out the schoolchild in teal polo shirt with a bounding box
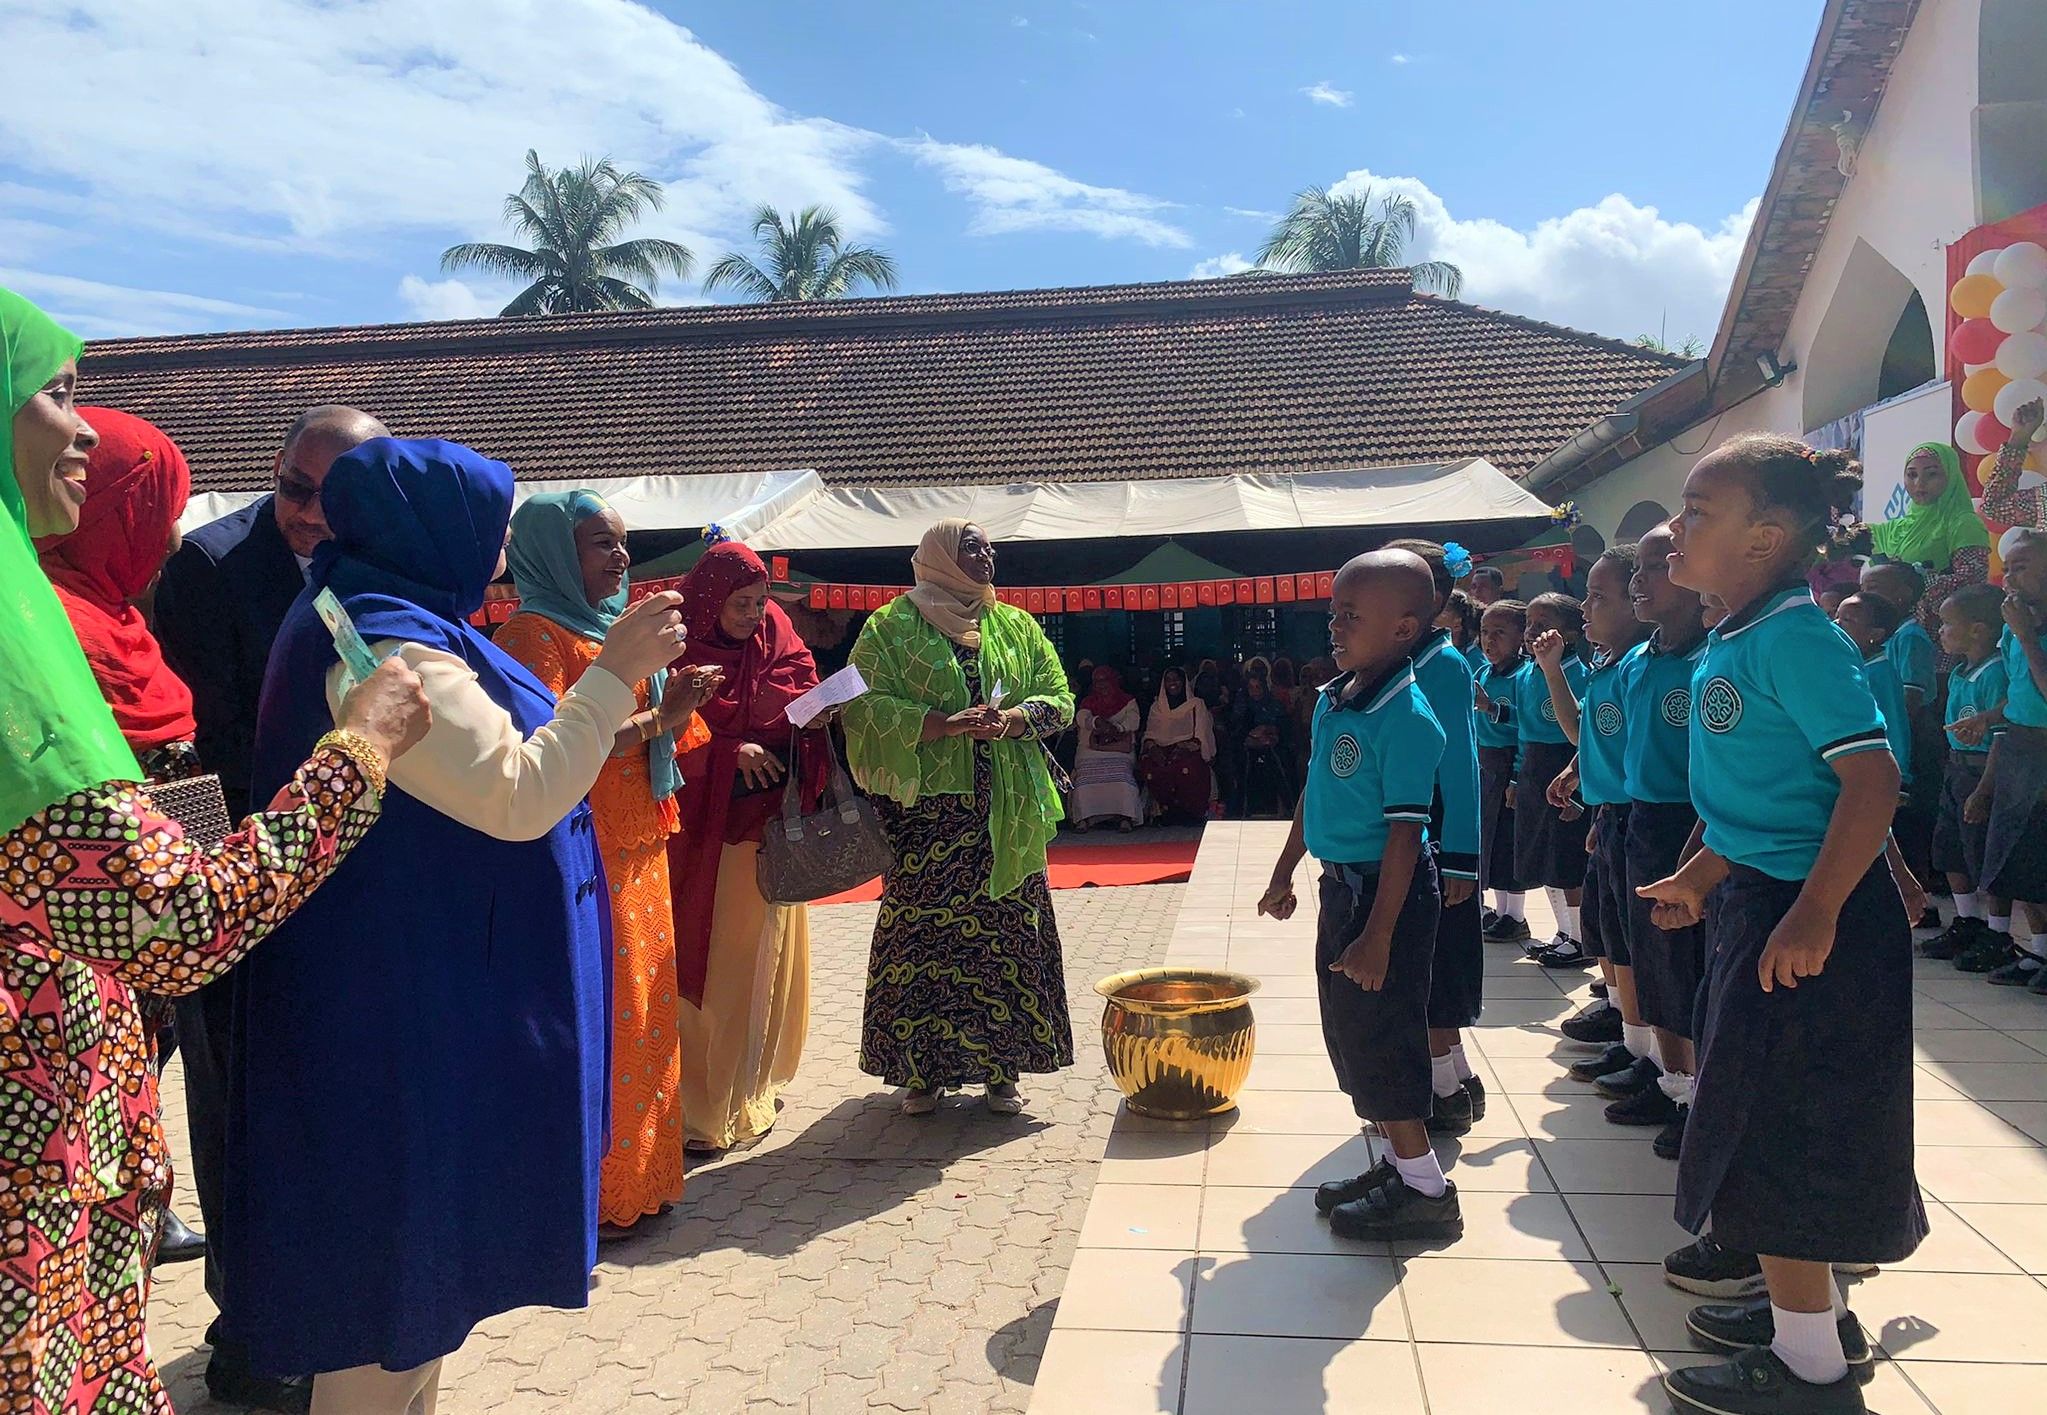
[1835,594,1915,790]
[1639,435,1919,1414]
[1922,583,2013,967]
[1862,559,1941,913]
[1472,601,1531,945]
[1258,550,1461,1246]
[1508,593,1592,950]
[1979,529,2047,982]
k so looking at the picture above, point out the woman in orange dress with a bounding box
[497,491,718,1230]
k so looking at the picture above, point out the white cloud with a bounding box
[1224,206,1279,221]
[1190,252,1256,279]
[906,138,1191,248]
[1389,53,1413,65]
[0,266,286,338]
[1301,82,1354,108]
[1324,168,1755,345]
[397,275,505,321]
[1011,14,1029,26]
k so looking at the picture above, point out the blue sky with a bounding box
[0,1,1821,344]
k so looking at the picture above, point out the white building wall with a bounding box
[1579,0,1982,536]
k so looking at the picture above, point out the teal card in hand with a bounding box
[313,588,385,689]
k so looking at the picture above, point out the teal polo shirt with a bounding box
[1411,630,1482,878]
[1690,585,1892,880]
[1461,640,1487,677]
[1860,652,1914,787]
[1474,659,1522,754]
[1304,662,1446,866]
[2001,624,2047,728]
[1622,631,1707,804]
[1946,656,2009,753]
[1884,618,1937,702]
[1576,644,1641,807]
[1504,649,1588,747]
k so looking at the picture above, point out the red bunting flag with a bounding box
[828,585,848,609]
[809,586,827,609]
[770,555,790,582]
[1315,571,1335,598]
[1255,577,1275,604]
[1027,588,1046,613]
[1105,586,1124,609]
[1276,576,1296,603]
[1083,586,1103,610]
[1141,585,1161,610]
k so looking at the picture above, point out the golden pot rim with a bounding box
[1093,966,1262,1015]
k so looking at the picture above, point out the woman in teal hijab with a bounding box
[0,294,427,1409]
[498,490,719,1229]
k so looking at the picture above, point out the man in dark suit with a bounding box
[155,404,386,1414]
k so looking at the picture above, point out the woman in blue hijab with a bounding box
[228,440,685,1412]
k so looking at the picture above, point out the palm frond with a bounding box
[1408,260,1463,297]
[702,252,782,301]
[816,245,899,298]
[596,237,695,292]
[591,276,658,311]
[498,280,554,318]
[440,242,551,281]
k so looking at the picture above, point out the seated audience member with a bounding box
[1072,665,1142,830]
[1139,664,1216,822]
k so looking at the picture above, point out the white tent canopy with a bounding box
[179,458,1551,547]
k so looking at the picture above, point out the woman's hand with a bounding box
[1530,629,1564,671]
[2012,396,2045,446]
[1757,897,1838,992]
[337,656,433,764]
[593,591,687,687]
[658,665,724,727]
[944,706,1003,738]
[968,707,1023,741]
[736,741,787,790]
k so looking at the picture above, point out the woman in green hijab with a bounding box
[0,287,430,1412]
[1870,440,1991,644]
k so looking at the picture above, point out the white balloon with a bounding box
[1994,241,2047,290]
[1993,286,2047,335]
[1996,331,2047,381]
[1958,410,1994,456]
[1969,248,2004,277]
[1994,377,2047,427]
[1965,360,1996,377]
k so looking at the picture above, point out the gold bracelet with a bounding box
[316,728,389,801]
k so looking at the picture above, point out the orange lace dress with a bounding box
[495,613,708,1227]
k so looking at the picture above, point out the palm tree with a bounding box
[1632,333,1705,358]
[1254,185,1463,296]
[703,205,899,302]
[441,150,694,316]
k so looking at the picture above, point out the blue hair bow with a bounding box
[1443,542,1473,579]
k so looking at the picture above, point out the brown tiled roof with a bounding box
[80,269,1681,496]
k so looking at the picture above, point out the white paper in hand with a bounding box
[786,664,868,727]
[988,680,1006,709]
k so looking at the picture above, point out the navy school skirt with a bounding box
[1983,725,2047,901]
[1678,858,1927,1264]
[1316,853,1441,1122]
[1930,752,1989,881]
[1426,844,1484,1029]
[1581,804,1631,964]
[1624,800,1705,1037]
[1513,740,1588,890]
[1478,745,1524,893]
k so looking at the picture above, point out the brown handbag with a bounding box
[145,772,233,847]
[755,728,893,904]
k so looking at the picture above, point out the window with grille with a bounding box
[1036,613,1066,656]
[1161,610,1187,657]
[1241,607,1279,656]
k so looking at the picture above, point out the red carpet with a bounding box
[814,833,1200,905]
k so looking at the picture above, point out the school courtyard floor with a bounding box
[148,825,2047,1413]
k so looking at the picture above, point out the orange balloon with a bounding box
[1974,452,1999,494]
[1963,365,2013,413]
[1952,272,2004,319]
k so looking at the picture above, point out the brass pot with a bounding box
[1094,967,1261,1119]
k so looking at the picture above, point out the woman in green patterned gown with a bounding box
[842,520,1076,1116]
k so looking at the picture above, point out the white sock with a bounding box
[1449,1042,1475,1082]
[1952,891,1982,920]
[1390,1147,1448,1198]
[1829,1277,1848,1317]
[1623,1023,1655,1061]
[1656,1070,1694,1105]
[1770,1303,1848,1385]
[1560,904,1581,941]
[1496,891,1526,921]
[1990,913,2012,935]
[2026,936,2047,964]
[1431,1052,1462,1098]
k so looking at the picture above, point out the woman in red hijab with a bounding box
[35,407,209,1265]
[36,407,198,780]
[667,537,825,1152]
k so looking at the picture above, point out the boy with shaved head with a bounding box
[1260,550,1464,1242]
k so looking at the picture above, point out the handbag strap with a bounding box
[778,724,863,839]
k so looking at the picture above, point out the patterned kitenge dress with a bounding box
[860,646,1075,1089]
[0,752,377,1415]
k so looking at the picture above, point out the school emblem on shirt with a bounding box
[1594,702,1623,737]
[1330,733,1361,778]
[1699,677,1743,733]
[1539,697,1557,724]
[1661,688,1691,728]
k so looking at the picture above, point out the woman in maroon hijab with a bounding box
[667,538,825,1152]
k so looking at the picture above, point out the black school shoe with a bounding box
[1568,1042,1635,1083]
[1664,1237,1766,1297]
[1662,1345,1867,1414]
[1461,1074,1486,1120]
[1425,1086,1474,1136]
[1594,1054,1663,1100]
[1328,1175,1463,1242]
[1605,1081,1678,1126]
[1685,1297,1874,1385]
[1531,935,1594,969]
[1481,906,1501,931]
[1313,1157,1395,1215]
[1988,952,2046,986]
[1560,998,1624,1045]
[1915,905,1943,932]
[2030,964,2047,995]
[1955,930,2017,973]
[1482,914,1532,944]
[1654,1105,1689,1159]
[1918,914,1983,960]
